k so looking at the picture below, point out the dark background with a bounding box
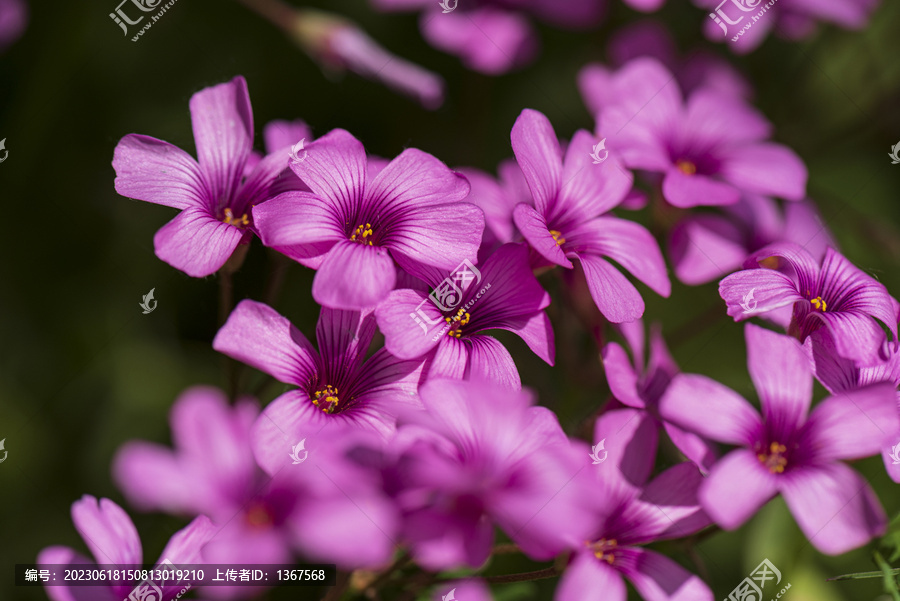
[2,0,900,599]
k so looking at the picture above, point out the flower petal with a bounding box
[815,310,893,366]
[316,307,377,379]
[626,463,711,543]
[71,496,141,566]
[659,374,761,446]
[153,207,245,277]
[745,323,812,434]
[781,463,887,555]
[368,147,471,212]
[554,550,627,601]
[602,342,646,409]
[313,240,397,310]
[669,214,747,285]
[386,202,484,271]
[662,169,740,208]
[662,421,718,474]
[263,119,311,154]
[511,109,563,216]
[617,548,714,601]
[718,268,805,322]
[113,135,206,210]
[463,334,521,390]
[253,190,345,264]
[577,253,645,323]
[513,203,572,268]
[593,407,659,491]
[720,143,808,201]
[213,299,319,386]
[112,442,196,515]
[190,76,253,203]
[699,449,778,530]
[288,128,367,214]
[375,289,444,359]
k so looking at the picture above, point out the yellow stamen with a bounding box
[758,256,779,270]
[311,385,340,414]
[676,159,697,175]
[446,308,470,338]
[245,503,273,528]
[223,207,250,228]
[549,230,566,246]
[350,223,374,246]
[810,296,827,312]
[587,538,618,565]
[758,441,789,474]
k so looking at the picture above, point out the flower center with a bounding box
[445,308,470,338]
[311,385,340,414]
[350,223,375,246]
[586,538,617,565]
[757,441,788,474]
[758,256,779,269]
[245,502,274,529]
[223,207,250,228]
[810,296,827,312]
[549,230,566,246]
[676,159,697,175]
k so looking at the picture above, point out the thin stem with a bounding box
[491,542,522,555]
[262,250,291,307]
[483,567,558,584]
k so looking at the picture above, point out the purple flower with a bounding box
[510,108,670,323]
[719,243,897,365]
[433,580,492,601]
[375,243,553,390]
[457,160,531,257]
[696,0,881,54]
[0,0,26,52]
[371,0,603,74]
[252,128,482,310]
[659,324,899,554]
[670,196,834,285]
[602,320,717,471]
[37,496,216,601]
[113,76,302,277]
[213,300,425,471]
[556,410,713,601]
[384,378,594,569]
[805,329,900,482]
[594,58,807,208]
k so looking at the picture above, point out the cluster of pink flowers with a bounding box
[38,47,898,600]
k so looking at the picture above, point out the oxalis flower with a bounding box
[659,324,899,555]
[719,242,897,365]
[510,108,670,323]
[253,128,483,310]
[113,76,304,277]
[375,242,553,390]
[37,496,215,601]
[213,300,425,472]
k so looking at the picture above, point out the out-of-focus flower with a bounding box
[213,300,425,470]
[592,58,807,209]
[37,496,216,601]
[696,0,881,54]
[510,108,670,323]
[602,320,717,471]
[371,0,604,74]
[670,196,834,286]
[457,159,531,259]
[556,410,712,601]
[383,378,594,569]
[253,128,483,310]
[0,0,26,52]
[114,388,399,572]
[113,77,303,277]
[581,19,753,106]
[719,243,897,365]
[376,243,553,390]
[433,579,493,601]
[660,324,898,555]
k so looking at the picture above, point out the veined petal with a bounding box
[617,548,714,601]
[602,342,646,409]
[815,310,892,366]
[554,550,627,601]
[718,269,804,321]
[804,330,859,393]
[213,299,319,387]
[662,421,718,474]
[818,247,897,335]
[155,516,217,582]
[593,408,659,491]
[463,335,522,390]
[368,147,470,215]
[316,307,377,380]
[253,190,344,263]
[288,128,367,217]
[513,203,572,268]
[312,240,396,310]
[376,289,444,359]
[626,463,711,543]
[567,217,671,297]
[578,253,645,323]
[153,207,245,277]
[781,463,887,555]
[234,145,293,211]
[467,243,551,326]
[492,311,555,366]
[71,496,141,566]
[699,449,778,530]
[659,374,761,445]
[802,384,900,462]
[745,324,812,434]
[190,76,253,204]
[385,202,484,271]
[744,242,820,293]
[113,134,207,210]
[511,109,563,216]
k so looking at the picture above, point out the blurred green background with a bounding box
[1,0,900,599]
